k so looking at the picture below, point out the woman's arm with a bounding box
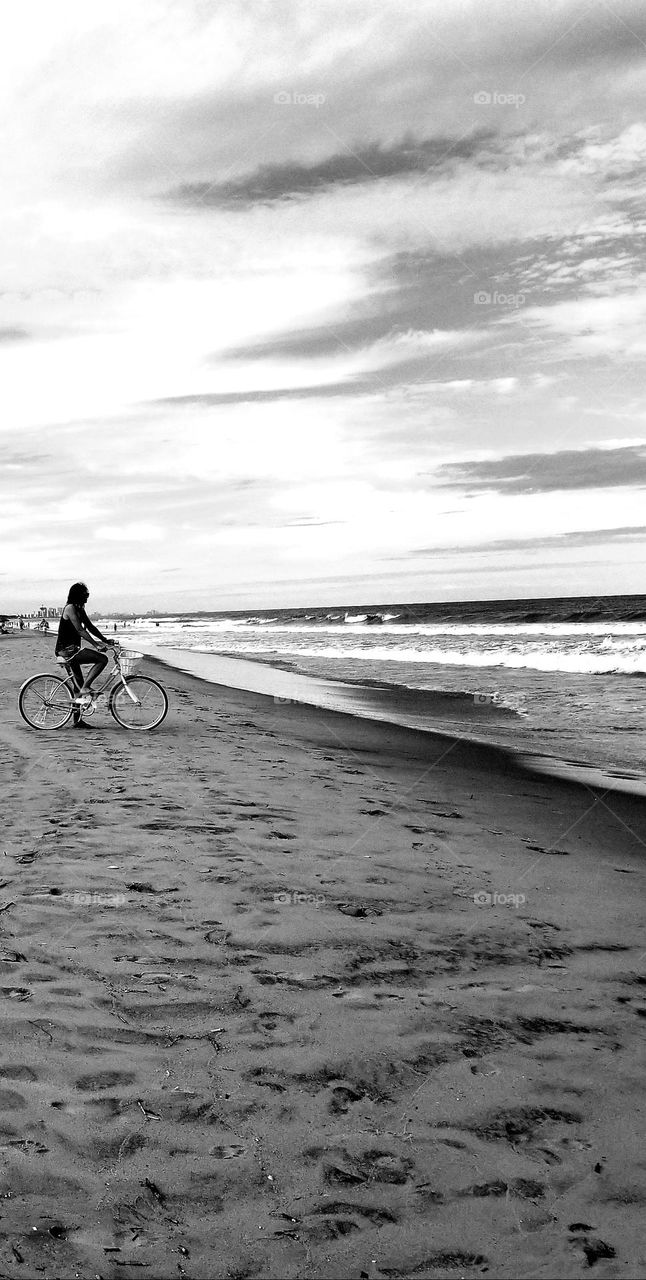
[68,604,111,648]
[82,614,111,645]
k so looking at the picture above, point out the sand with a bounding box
[0,630,644,1279]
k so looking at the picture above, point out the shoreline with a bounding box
[1,631,645,1278]
[144,644,646,801]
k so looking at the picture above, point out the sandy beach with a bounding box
[1,630,644,1279]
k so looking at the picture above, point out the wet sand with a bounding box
[1,631,645,1279]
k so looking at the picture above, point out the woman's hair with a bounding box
[67,582,89,605]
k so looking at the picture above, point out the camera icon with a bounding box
[273,90,291,105]
[473,891,492,906]
[474,291,491,305]
[474,91,491,105]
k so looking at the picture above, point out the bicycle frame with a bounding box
[65,649,140,704]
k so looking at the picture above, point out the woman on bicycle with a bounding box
[55,583,114,727]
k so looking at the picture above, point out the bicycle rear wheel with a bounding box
[109,676,168,730]
[19,674,74,730]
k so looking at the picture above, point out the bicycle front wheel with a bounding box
[109,676,168,730]
[19,674,74,730]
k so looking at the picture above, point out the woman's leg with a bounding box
[68,655,84,691]
[73,648,109,694]
[65,660,84,724]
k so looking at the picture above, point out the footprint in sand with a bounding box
[328,1084,365,1115]
[75,1070,137,1092]
[331,989,381,1009]
[51,1096,130,1118]
[302,1199,398,1241]
[442,1104,582,1149]
[305,1144,414,1187]
[0,1065,37,1082]
[251,971,338,990]
[251,1010,296,1031]
[458,1177,545,1200]
[0,1088,27,1109]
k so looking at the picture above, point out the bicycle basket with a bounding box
[119,649,143,676]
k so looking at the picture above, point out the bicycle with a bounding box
[19,643,169,731]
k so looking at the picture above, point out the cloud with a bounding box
[435,444,646,494]
[0,327,29,342]
[154,151,598,262]
[150,328,484,409]
[221,251,490,365]
[223,274,492,361]
[1,447,52,467]
[168,130,498,206]
[515,289,646,357]
[408,525,646,557]
[281,518,343,528]
[93,521,164,543]
[150,382,376,408]
[107,1,646,199]
[224,317,391,363]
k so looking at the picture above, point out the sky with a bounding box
[2,0,646,613]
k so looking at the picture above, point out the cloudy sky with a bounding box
[2,0,646,612]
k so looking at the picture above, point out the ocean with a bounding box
[102,594,646,795]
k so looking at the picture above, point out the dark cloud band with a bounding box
[167,129,496,206]
[435,444,646,494]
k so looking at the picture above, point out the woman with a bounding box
[55,582,114,729]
